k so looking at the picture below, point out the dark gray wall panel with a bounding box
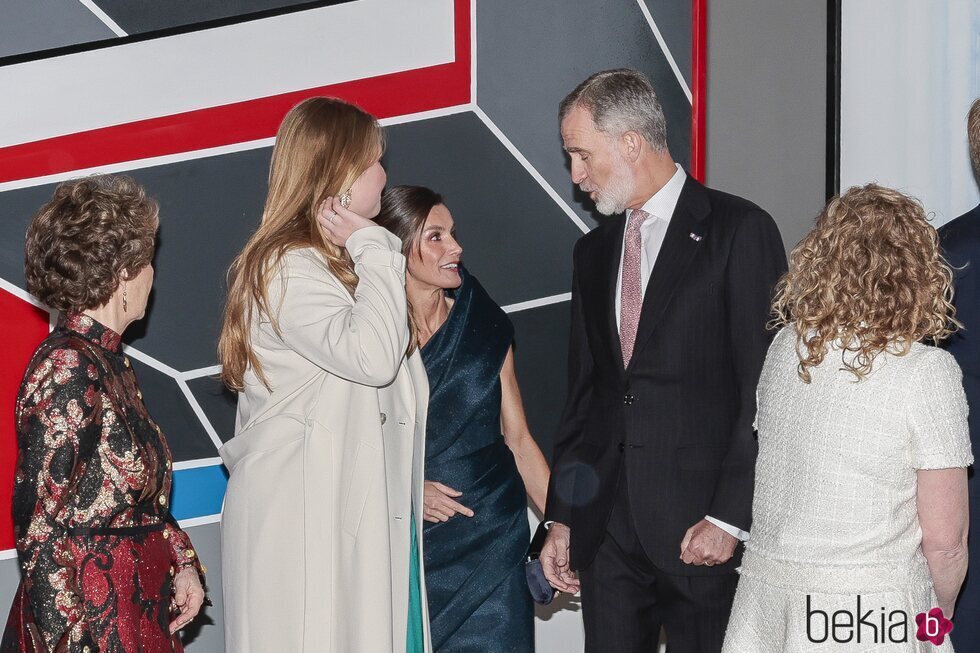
[0,0,115,59]
[383,113,582,306]
[132,359,220,461]
[477,0,692,230]
[507,301,571,461]
[0,149,270,371]
[188,376,237,443]
[642,0,693,87]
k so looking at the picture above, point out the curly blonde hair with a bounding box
[771,183,958,382]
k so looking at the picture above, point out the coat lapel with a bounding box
[602,218,627,366]
[626,177,710,373]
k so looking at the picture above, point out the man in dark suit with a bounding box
[540,69,787,652]
[941,97,980,647]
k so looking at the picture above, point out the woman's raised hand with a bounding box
[316,196,376,247]
[423,481,475,523]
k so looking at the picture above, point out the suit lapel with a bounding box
[602,218,626,367]
[626,177,710,373]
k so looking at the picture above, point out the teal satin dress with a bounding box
[407,509,425,652]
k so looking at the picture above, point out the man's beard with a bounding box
[586,155,635,216]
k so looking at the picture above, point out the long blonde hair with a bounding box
[219,97,385,390]
[771,183,958,382]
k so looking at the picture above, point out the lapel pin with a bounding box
[689,232,703,242]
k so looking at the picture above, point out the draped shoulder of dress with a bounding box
[421,268,533,652]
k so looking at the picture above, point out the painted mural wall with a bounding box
[0,1,699,650]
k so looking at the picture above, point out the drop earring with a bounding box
[339,188,352,208]
[122,283,128,313]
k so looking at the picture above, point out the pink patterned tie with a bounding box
[620,209,649,366]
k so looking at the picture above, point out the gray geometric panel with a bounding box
[508,301,571,462]
[477,0,692,229]
[176,522,225,649]
[131,359,219,462]
[383,112,582,306]
[0,148,271,372]
[643,0,693,87]
[0,0,116,59]
[188,375,237,443]
[0,558,19,617]
[97,0,347,35]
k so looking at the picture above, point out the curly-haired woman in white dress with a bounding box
[723,184,973,652]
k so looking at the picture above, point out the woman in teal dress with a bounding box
[378,186,551,652]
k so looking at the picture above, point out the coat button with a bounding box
[623,395,634,405]
[380,412,387,425]
[124,358,130,368]
[618,442,626,452]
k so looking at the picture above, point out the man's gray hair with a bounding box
[559,68,668,152]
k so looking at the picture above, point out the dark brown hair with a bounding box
[376,185,444,257]
[25,175,159,312]
[375,185,445,354]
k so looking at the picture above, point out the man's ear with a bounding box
[621,130,643,162]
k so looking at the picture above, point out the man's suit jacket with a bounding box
[939,205,980,636]
[545,175,787,576]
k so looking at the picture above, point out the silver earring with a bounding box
[340,188,352,208]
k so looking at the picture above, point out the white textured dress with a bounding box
[723,328,973,652]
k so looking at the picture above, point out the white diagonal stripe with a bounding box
[177,378,227,451]
[634,0,693,103]
[501,293,571,314]
[173,457,224,471]
[473,106,590,235]
[77,0,128,38]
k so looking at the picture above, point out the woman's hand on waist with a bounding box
[423,480,475,523]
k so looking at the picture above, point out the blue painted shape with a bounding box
[170,464,228,521]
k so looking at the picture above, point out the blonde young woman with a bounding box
[217,97,430,653]
[722,184,973,652]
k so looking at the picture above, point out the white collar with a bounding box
[632,163,686,223]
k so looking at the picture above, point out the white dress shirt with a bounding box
[615,163,750,543]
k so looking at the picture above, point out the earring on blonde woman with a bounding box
[340,188,352,208]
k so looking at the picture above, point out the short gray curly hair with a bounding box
[559,68,668,152]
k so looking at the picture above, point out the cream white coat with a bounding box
[220,227,431,653]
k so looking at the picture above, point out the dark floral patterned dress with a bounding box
[1,313,207,653]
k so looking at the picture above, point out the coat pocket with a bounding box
[342,440,382,537]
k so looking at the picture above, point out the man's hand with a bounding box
[540,522,581,593]
[679,519,737,566]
